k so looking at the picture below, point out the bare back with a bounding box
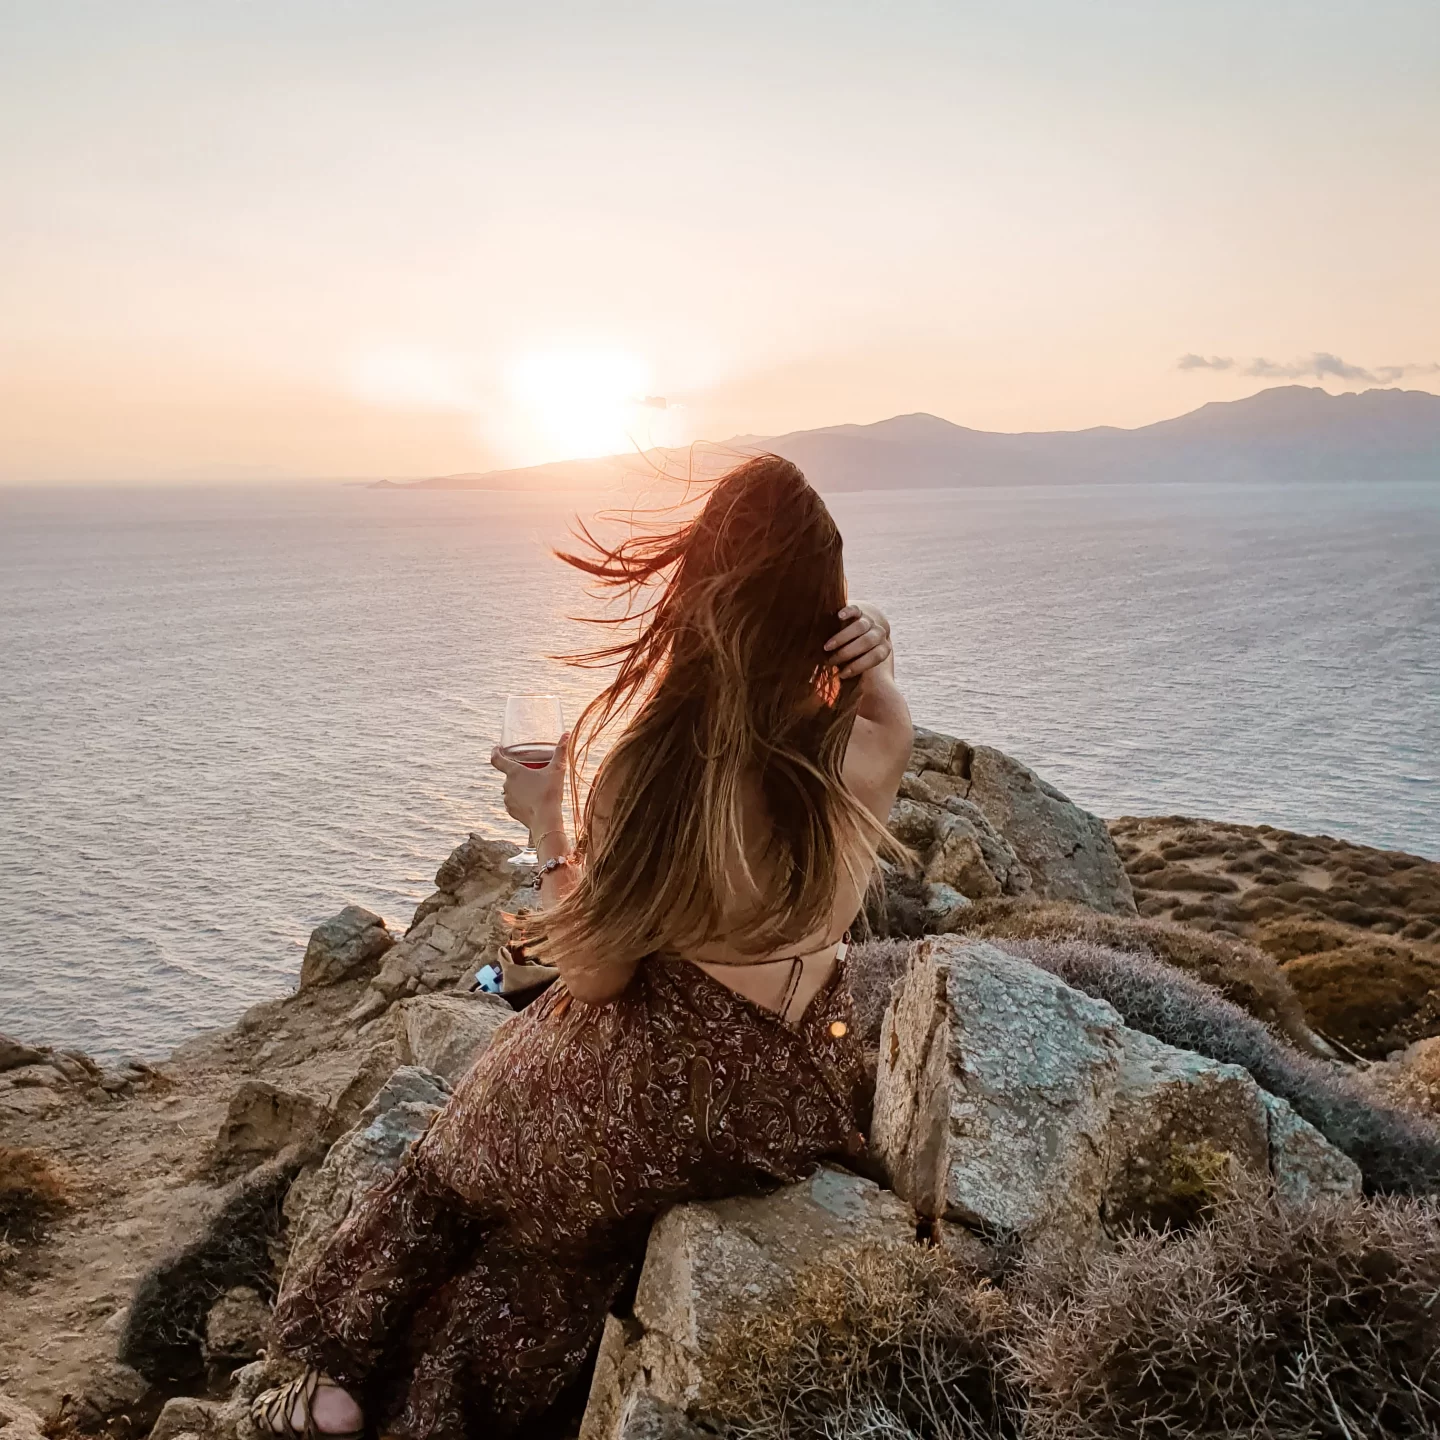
[552,611,912,1012]
[686,670,912,1022]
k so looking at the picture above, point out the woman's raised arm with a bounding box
[826,603,912,822]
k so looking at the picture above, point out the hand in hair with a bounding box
[829,602,910,822]
[825,603,892,680]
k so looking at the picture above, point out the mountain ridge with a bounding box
[388,385,1440,492]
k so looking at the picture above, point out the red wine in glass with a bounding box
[499,694,564,865]
[503,743,557,770]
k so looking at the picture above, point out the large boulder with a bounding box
[395,992,513,1084]
[872,939,1359,1254]
[890,790,1030,902]
[204,1007,421,1179]
[579,1168,915,1439]
[902,729,1136,915]
[875,937,1122,1243]
[354,836,524,1010]
[209,1081,333,1176]
[0,1036,47,1073]
[298,907,395,989]
[281,1066,450,1286]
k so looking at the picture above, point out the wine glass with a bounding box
[499,693,564,866]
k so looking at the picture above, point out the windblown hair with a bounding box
[542,454,901,972]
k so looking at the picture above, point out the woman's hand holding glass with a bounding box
[491,731,570,848]
[824,603,892,679]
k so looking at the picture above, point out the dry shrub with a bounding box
[1012,1183,1440,1439]
[705,1243,1017,1440]
[706,1190,1440,1440]
[847,939,918,1048]
[1281,941,1440,1059]
[1142,866,1239,894]
[993,937,1440,1196]
[1367,1038,1440,1122]
[863,867,934,944]
[1111,815,1440,945]
[947,898,1317,1051]
[1254,916,1368,962]
[0,1144,74,1242]
[119,1146,306,1383]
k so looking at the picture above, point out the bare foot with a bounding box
[252,1373,365,1438]
[306,1383,364,1436]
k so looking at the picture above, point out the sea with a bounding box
[2,480,1437,1061]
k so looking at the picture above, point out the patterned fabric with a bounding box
[272,954,867,1440]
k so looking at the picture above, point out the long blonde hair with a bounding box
[540,455,904,970]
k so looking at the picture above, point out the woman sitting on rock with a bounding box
[252,455,912,1440]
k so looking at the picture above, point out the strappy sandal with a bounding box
[250,1368,364,1440]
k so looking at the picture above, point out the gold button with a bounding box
[829,1021,848,1039]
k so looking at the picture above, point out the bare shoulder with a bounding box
[843,673,913,820]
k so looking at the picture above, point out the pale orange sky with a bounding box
[2,1,1438,483]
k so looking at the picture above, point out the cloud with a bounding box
[1178,351,1440,384]
[1246,352,1374,381]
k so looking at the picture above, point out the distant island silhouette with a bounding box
[378,385,1440,492]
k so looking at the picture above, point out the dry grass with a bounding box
[0,1145,75,1251]
[705,1243,1016,1440]
[119,1146,305,1384]
[1367,1038,1440,1123]
[1111,817,1440,1055]
[943,898,1318,1052]
[1280,942,1440,1060]
[703,1186,1440,1440]
[847,939,918,1049]
[1110,815,1440,945]
[1012,1181,1440,1439]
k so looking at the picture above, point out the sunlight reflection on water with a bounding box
[1,479,1436,1058]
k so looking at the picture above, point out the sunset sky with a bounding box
[3,0,1437,483]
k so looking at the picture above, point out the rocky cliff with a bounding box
[3,730,1439,1440]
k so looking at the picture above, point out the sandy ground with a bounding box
[0,974,377,1422]
[0,1055,232,1416]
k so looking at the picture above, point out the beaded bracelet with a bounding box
[532,854,575,888]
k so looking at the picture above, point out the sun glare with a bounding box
[506,346,659,464]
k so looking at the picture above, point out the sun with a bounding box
[506,347,656,464]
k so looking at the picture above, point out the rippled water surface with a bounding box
[2,481,1437,1059]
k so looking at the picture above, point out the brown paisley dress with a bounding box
[272,953,867,1439]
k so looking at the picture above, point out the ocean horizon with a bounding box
[2,477,1437,1061]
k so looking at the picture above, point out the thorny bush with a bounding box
[703,1183,1440,1440]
